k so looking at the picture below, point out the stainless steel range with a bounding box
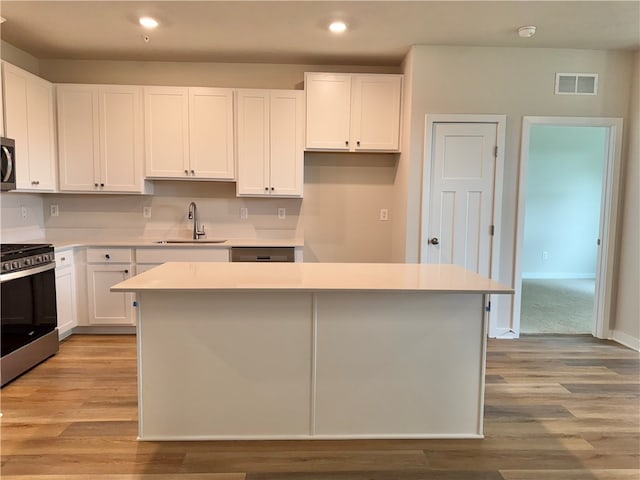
[1,243,58,386]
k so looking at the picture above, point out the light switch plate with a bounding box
[379,208,389,221]
[143,206,152,218]
[278,208,286,219]
[50,204,59,217]
[240,207,248,220]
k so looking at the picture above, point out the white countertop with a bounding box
[46,237,303,250]
[111,262,513,294]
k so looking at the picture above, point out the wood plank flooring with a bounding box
[1,334,638,479]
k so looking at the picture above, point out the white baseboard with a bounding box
[611,329,640,351]
[522,273,596,280]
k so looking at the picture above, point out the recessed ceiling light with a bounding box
[329,21,347,34]
[139,17,159,29]
[518,25,537,38]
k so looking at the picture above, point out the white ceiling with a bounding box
[1,1,638,66]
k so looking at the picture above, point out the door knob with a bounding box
[430,237,440,245]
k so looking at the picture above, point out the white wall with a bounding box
[613,51,640,349]
[396,46,636,334]
[41,181,303,242]
[0,193,46,242]
[523,125,607,279]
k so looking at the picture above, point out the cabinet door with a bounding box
[304,73,351,151]
[269,90,304,197]
[86,264,134,325]
[55,265,77,338]
[57,85,100,191]
[26,75,56,190]
[3,64,30,187]
[99,86,144,192]
[4,65,56,191]
[351,75,402,151]
[189,88,235,180]
[144,87,190,178]
[236,90,270,196]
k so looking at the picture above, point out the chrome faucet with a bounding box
[187,202,206,240]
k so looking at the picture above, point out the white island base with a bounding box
[113,263,512,440]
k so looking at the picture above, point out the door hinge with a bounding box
[597,238,601,246]
[485,301,491,312]
[490,225,495,236]
[494,146,498,157]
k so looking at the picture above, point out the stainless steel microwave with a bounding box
[1,137,16,191]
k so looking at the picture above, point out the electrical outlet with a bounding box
[20,205,27,219]
[143,206,152,218]
[542,251,549,260]
[379,208,389,221]
[240,207,248,220]
[50,204,59,217]
[278,208,286,220]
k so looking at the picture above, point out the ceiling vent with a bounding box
[555,73,598,95]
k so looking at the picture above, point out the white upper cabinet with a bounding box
[57,84,147,193]
[144,87,235,180]
[3,62,57,191]
[305,72,402,152]
[236,89,304,198]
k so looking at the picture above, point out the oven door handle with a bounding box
[0,262,56,283]
[2,146,13,182]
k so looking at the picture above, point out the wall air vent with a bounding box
[555,73,598,95]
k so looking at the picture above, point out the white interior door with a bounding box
[425,123,498,277]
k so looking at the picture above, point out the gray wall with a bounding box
[614,50,640,346]
[396,46,636,337]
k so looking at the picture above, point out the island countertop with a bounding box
[111,262,513,294]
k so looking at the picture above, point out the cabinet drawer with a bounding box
[136,247,229,264]
[55,250,74,267]
[86,248,133,264]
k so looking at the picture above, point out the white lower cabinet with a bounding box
[55,250,77,338]
[86,248,135,326]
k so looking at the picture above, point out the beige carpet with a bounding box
[520,278,595,334]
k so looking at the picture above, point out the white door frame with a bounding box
[512,116,624,339]
[421,114,507,338]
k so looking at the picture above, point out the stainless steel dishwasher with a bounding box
[230,247,295,262]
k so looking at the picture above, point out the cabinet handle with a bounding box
[190,170,195,175]
[100,183,104,187]
[357,141,360,147]
[94,183,99,187]
[124,269,129,274]
[105,254,110,260]
[184,169,189,175]
[271,187,275,191]
[264,187,269,191]
[345,140,349,146]
[61,257,66,261]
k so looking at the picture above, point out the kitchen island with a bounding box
[112,262,512,440]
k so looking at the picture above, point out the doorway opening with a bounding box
[520,125,607,333]
[513,116,624,339]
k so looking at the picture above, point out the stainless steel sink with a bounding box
[154,239,227,244]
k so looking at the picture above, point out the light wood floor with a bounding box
[1,334,638,479]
